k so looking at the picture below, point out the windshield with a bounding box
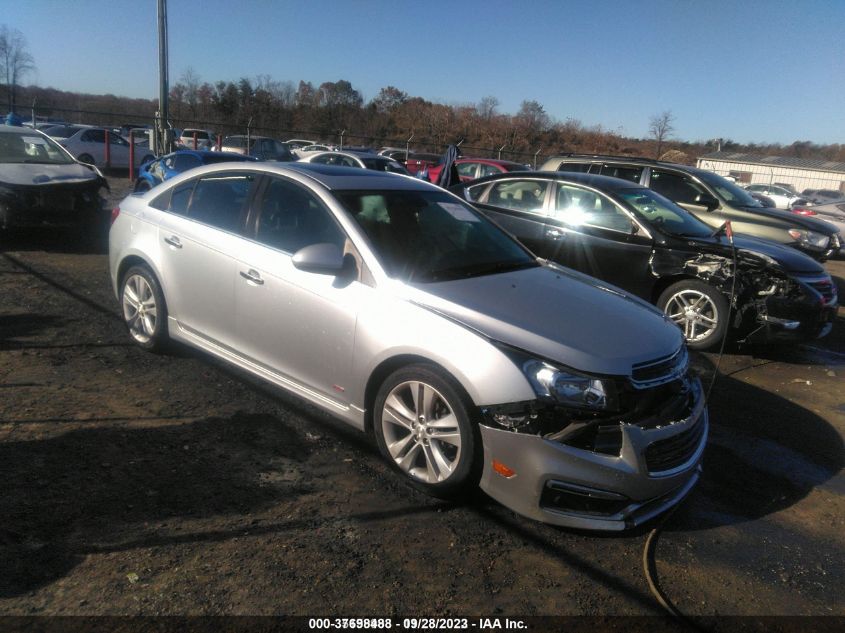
[696,171,763,207]
[0,131,75,165]
[337,189,537,283]
[618,188,712,238]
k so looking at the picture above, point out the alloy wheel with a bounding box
[664,289,719,343]
[122,273,158,344]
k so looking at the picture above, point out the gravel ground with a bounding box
[0,177,843,620]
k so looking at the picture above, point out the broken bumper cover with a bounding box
[477,379,708,531]
[754,274,838,342]
[0,181,104,229]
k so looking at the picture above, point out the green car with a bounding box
[541,154,841,261]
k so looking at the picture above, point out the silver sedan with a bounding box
[108,162,707,530]
[298,150,410,175]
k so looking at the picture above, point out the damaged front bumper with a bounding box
[477,378,708,531]
[0,180,106,229]
[749,274,838,342]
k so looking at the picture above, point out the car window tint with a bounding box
[255,178,345,253]
[165,180,195,214]
[456,163,477,178]
[110,133,128,146]
[553,184,632,232]
[465,183,488,202]
[478,163,502,177]
[600,164,643,183]
[173,153,201,171]
[650,170,706,204]
[83,130,105,143]
[487,180,548,215]
[186,173,252,231]
[554,162,591,173]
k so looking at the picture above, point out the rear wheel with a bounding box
[373,364,480,498]
[134,179,152,193]
[78,153,95,166]
[120,265,168,352]
[657,280,729,350]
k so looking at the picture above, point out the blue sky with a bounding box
[6,0,844,144]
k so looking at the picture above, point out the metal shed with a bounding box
[696,151,845,194]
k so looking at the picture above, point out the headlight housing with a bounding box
[523,359,614,411]
[788,228,830,249]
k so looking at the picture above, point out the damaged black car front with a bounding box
[0,125,108,232]
[619,187,838,347]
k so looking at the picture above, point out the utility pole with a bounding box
[155,0,171,155]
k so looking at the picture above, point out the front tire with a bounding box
[120,265,169,352]
[657,280,729,350]
[373,364,480,498]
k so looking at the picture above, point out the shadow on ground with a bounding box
[0,412,311,598]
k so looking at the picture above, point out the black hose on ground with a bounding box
[643,223,738,620]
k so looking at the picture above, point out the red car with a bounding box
[426,158,530,184]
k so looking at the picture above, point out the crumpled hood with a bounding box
[406,264,683,376]
[0,162,102,186]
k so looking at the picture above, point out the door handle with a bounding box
[163,235,182,248]
[546,228,564,239]
[240,269,264,285]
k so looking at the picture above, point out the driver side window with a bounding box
[254,178,346,254]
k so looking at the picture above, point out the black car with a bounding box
[0,125,107,231]
[451,172,837,350]
[540,155,841,261]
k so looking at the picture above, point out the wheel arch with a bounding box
[650,273,700,305]
[362,354,477,434]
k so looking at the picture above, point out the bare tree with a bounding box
[477,95,499,121]
[649,110,674,157]
[180,67,201,114]
[0,25,35,112]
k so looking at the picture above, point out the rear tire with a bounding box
[373,364,480,499]
[657,280,729,350]
[78,153,95,166]
[120,265,169,352]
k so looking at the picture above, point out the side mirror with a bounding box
[292,243,346,275]
[694,192,719,211]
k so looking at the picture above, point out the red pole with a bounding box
[104,129,111,169]
[193,131,197,150]
[129,132,135,181]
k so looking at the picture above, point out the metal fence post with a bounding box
[105,129,111,169]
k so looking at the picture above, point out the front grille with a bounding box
[644,417,705,474]
[630,346,688,389]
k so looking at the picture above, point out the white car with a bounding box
[58,127,154,169]
[177,128,215,150]
[292,143,336,159]
[745,184,802,210]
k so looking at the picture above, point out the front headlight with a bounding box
[788,229,829,249]
[523,360,612,410]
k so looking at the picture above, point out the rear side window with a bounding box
[599,164,643,183]
[149,179,194,212]
[186,172,254,232]
[555,162,592,173]
[173,153,202,171]
[487,179,548,214]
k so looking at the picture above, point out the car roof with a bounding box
[455,170,649,192]
[154,161,438,192]
[545,154,708,175]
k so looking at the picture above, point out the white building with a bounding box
[696,151,845,194]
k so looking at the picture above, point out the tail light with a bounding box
[792,207,817,216]
[110,206,120,226]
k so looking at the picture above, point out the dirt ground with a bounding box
[0,177,843,619]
